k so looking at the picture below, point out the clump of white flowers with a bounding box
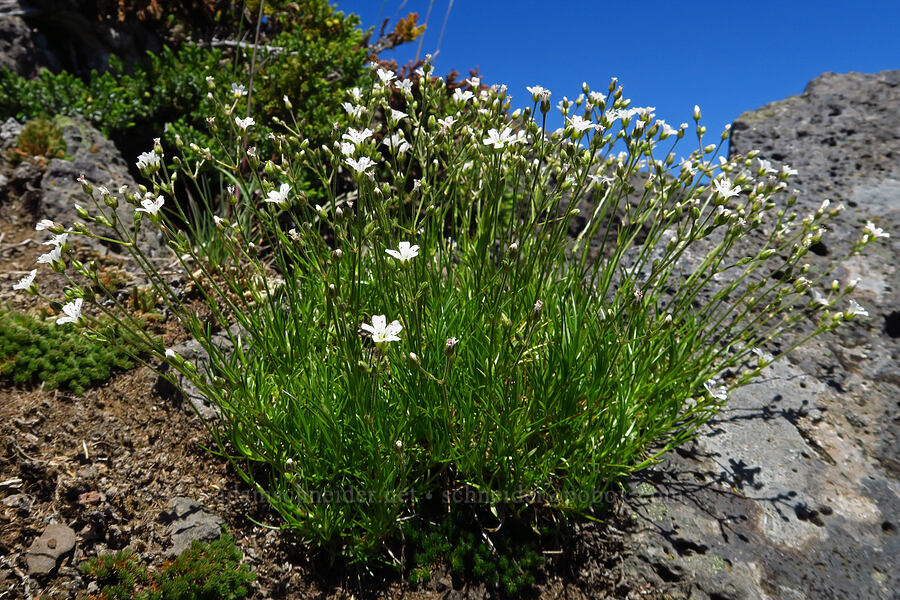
[16,57,889,565]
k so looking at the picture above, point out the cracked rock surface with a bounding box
[617,70,900,600]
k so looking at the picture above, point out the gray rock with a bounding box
[160,497,224,557]
[0,13,61,76]
[618,70,900,599]
[38,115,164,256]
[156,323,244,420]
[25,523,76,576]
[1,117,23,149]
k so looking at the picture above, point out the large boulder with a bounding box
[617,70,900,599]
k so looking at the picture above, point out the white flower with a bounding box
[43,232,68,247]
[387,107,407,122]
[567,115,597,134]
[712,177,742,199]
[231,83,247,98]
[437,115,456,132]
[810,288,830,306]
[751,348,774,366]
[345,156,377,175]
[376,68,396,84]
[466,77,480,88]
[136,195,165,215]
[37,245,61,265]
[845,300,869,318]
[782,164,798,176]
[588,91,606,105]
[394,79,414,94]
[342,127,373,147]
[136,151,161,172]
[453,89,474,103]
[165,348,177,359]
[863,221,889,239]
[340,141,356,156]
[588,173,614,187]
[655,119,678,137]
[266,183,290,206]
[235,116,255,130]
[704,379,728,401]
[12,269,36,291]
[35,219,56,231]
[56,298,83,325]
[348,86,363,101]
[526,85,551,102]
[383,133,410,155]
[385,241,419,262]
[757,158,777,175]
[482,127,521,149]
[342,102,366,119]
[361,315,402,346]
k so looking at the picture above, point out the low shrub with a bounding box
[6,117,67,166]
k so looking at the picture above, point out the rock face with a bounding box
[0,11,61,76]
[618,71,900,599]
[0,0,162,76]
[25,524,76,576]
[37,115,164,255]
[160,497,224,557]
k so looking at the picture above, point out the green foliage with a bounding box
[0,1,369,161]
[0,308,134,395]
[7,117,67,165]
[80,549,153,600]
[0,47,221,138]
[79,533,255,600]
[249,2,368,143]
[405,507,545,594]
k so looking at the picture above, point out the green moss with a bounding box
[0,308,135,395]
[403,506,545,595]
[79,533,255,600]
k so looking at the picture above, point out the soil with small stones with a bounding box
[0,175,662,599]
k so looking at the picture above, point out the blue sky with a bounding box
[337,0,900,149]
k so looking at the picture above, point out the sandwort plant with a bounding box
[17,59,888,562]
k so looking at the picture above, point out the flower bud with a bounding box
[77,174,92,196]
[693,105,702,121]
[444,337,459,357]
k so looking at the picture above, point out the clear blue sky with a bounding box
[337,0,899,148]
